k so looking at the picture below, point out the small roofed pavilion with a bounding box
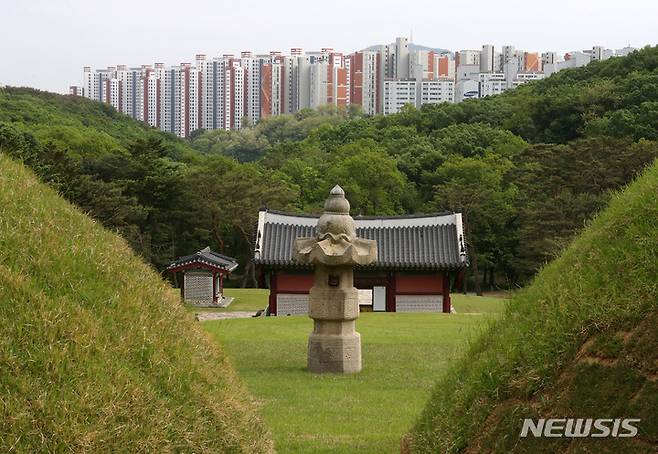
[167,247,238,306]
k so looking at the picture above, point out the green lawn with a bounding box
[186,289,508,315]
[184,288,270,312]
[202,291,506,453]
[452,293,509,314]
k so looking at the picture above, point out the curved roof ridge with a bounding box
[167,247,239,271]
[254,209,467,270]
[262,208,458,219]
[205,249,239,263]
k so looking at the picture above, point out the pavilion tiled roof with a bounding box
[253,210,468,270]
[167,247,239,272]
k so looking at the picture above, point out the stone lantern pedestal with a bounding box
[293,185,377,374]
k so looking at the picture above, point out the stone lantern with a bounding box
[293,185,377,373]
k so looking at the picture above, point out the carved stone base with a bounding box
[307,332,362,374]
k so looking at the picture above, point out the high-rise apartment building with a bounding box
[87,67,114,104]
[69,86,84,96]
[348,51,379,115]
[82,67,93,100]
[419,79,454,105]
[480,45,495,72]
[615,46,636,57]
[456,50,480,67]
[592,46,614,61]
[77,37,619,137]
[240,52,266,126]
[479,73,506,97]
[175,63,202,137]
[261,53,287,118]
[542,52,557,66]
[109,78,122,112]
[523,52,541,72]
[287,50,310,113]
[145,65,160,128]
[383,79,416,115]
[455,79,479,102]
[437,55,455,78]
[225,58,245,130]
[395,37,410,79]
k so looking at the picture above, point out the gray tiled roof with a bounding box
[168,247,239,272]
[254,210,467,270]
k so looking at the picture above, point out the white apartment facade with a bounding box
[478,73,506,97]
[513,72,545,87]
[383,79,416,114]
[419,79,454,105]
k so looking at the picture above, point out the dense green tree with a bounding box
[325,141,408,215]
[427,153,518,293]
[188,128,269,162]
[509,137,658,280]
[183,157,299,285]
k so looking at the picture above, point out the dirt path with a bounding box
[195,311,259,321]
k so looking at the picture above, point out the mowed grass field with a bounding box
[190,288,508,314]
[184,288,271,313]
[202,290,506,453]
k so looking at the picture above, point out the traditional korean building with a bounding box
[167,246,238,306]
[254,209,468,315]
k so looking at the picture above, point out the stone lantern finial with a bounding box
[324,185,349,214]
[330,184,344,195]
[293,186,377,374]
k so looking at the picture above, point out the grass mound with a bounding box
[0,154,272,452]
[409,159,658,453]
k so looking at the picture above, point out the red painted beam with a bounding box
[277,272,314,292]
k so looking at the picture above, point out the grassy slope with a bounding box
[0,154,271,452]
[451,294,508,314]
[203,297,506,453]
[409,159,658,453]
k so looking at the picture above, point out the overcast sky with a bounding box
[1,0,656,93]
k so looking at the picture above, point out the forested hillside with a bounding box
[0,89,297,280]
[1,45,656,287]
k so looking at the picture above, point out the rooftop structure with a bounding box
[254,208,468,315]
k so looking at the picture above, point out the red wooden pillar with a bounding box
[268,271,278,315]
[212,271,217,303]
[442,272,451,313]
[180,272,185,299]
[219,272,224,296]
[386,272,396,312]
